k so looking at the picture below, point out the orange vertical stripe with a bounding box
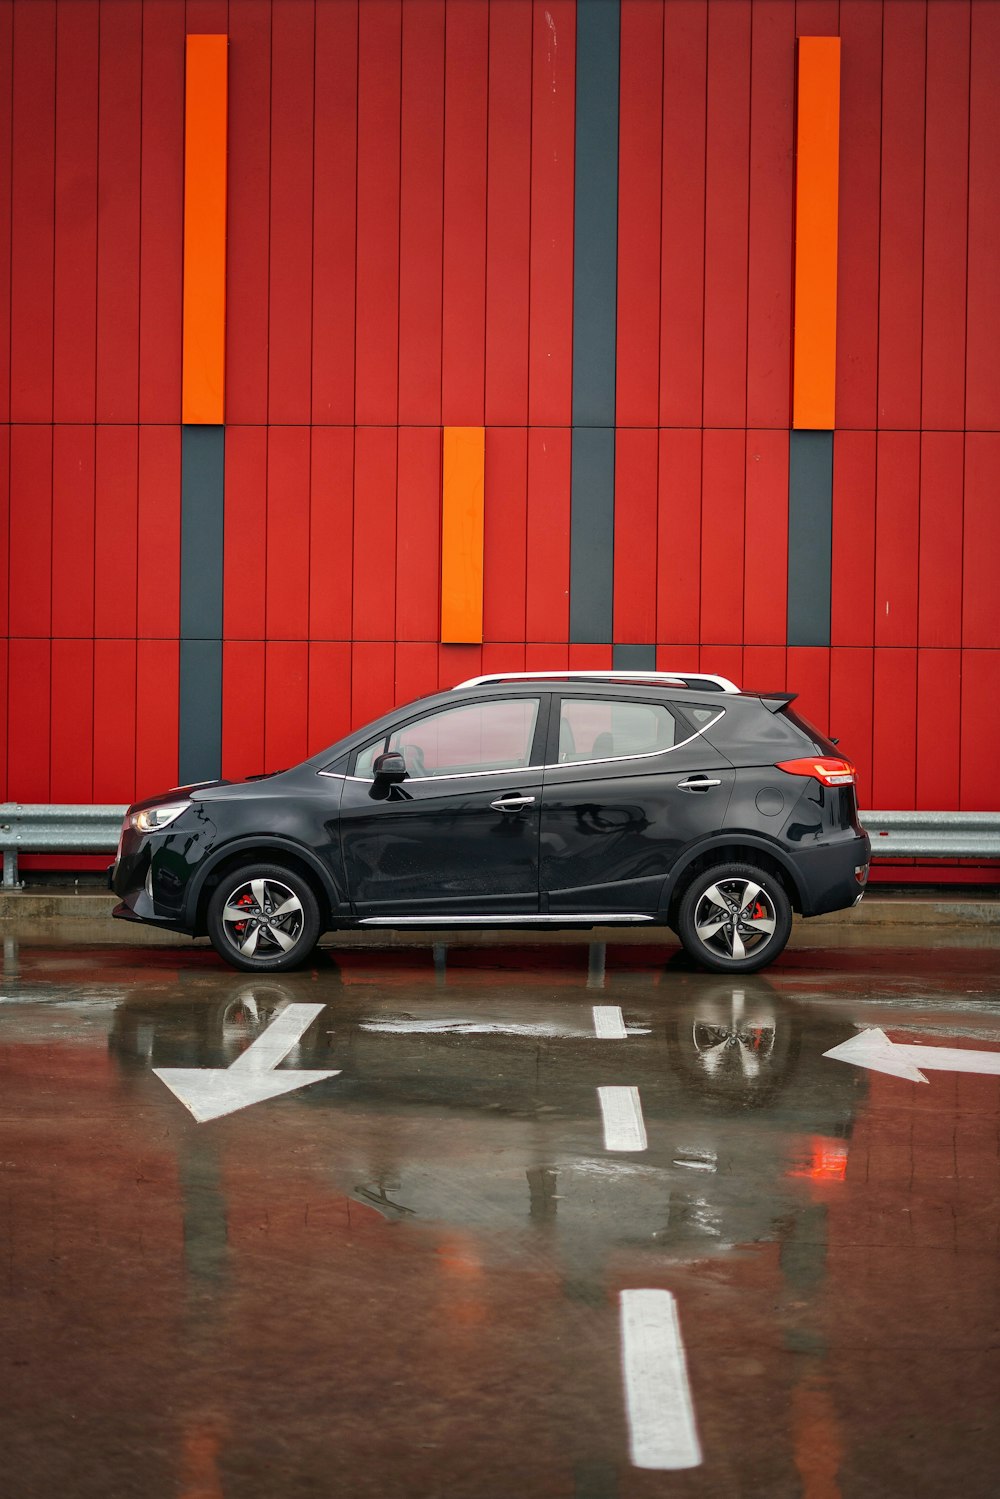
[183,35,228,425]
[441,427,485,644]
[793,37,840,430]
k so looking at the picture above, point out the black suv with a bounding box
[110,671,870,974]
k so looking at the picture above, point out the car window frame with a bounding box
[544,693,723,770]
[345,693,552,782]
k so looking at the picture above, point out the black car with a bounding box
[110,670,870,974]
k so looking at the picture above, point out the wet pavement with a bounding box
[1,938,999,1499]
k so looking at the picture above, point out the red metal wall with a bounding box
[1,0,998,817]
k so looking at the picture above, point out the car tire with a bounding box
[207,863,322,972]
[676,862,791,974]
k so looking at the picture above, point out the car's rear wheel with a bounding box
[676,862,791,973]
[207,864,321,972]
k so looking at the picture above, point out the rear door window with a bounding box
[555,698,682,765]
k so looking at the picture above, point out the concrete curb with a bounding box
[1,888,998,948]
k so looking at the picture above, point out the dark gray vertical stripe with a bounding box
[179,640,223,785]
[786,431,833,647]
[612,643,656,671]
[179,426,225,781]
[572,0,620,426]
[570,0,620,645]
[570,428,616,643]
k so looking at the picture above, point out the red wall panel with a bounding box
[786,645,830,736]
[10,0,55,422]
[918,432,963,649]
[268,0,315,425]
[395,428,441,642]
[528,0,575,427]
[355,0,402,426]
[872,648,918,809]
[485,0,532,428]
[7,639,52,801]
[398,0,444,428]
[53,0,98,424]
[966,0,1000,432]
[135,639,179,801]
[921,1,970,432]
[9,426,52,638]
[873,432,920,648]
[309,428,355,642]
[265,427,311,641]
[835,0,882,430]
[137,427,181,640]
[916,648,961,810]
[93,639,136,802]
[830,430,876,647]
[524,428,570,643]
[222,640,266,782]
[743,430,788,645]
[224,427,268,641]
[308,641,352,755]
[702,0,751,428]
[50,639,94,802]
[746,1,794,429]
[657,429,702,646]
[225,0,271,424]
[441,0,488,427]
[94,427,138,640]
[660,0,707,428]
[51,427,95,639]
[394,640,440,711]
[95,0,141,424]
[312,0,358,426]
[877,1,926,431]
[0,0,11,424]
[138,0,184,424]
[962,434,1000,648]
[352,429,398,641]
[960,650,1000,810]
[613,429,658,644]
[483,428,528,643]
[700,430,745,644]
[616,0,663,429]
[264,640,309,771]
[351,641,396,731]
[829,648,873,809]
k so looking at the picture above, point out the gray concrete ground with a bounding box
[1,929,999,1497]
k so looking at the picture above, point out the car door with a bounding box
[540,694,735,914]
[338,694,548,918]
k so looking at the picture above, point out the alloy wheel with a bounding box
[693,878,778,962]
[220,877,305,959]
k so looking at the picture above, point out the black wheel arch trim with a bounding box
[659,832,809,915]
[184,837,345,933]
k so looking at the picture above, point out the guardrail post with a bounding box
[3,847,19,889]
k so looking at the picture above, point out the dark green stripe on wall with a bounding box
[786,430,833,647]
[179,425,225,782]
[570,0,620,645]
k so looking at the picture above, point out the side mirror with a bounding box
[373,750,408,783]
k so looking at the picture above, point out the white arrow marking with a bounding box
[593,1004,627,1039]
[598,1086,648,1151]
[619,1289,702,1470]
[824,1027,1000,1084]
[154,1003,339,1122]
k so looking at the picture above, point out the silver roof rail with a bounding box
[453,670,741,693]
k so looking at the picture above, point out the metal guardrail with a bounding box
[1,804,999,889]
[861,811,1000,860]
[0,804,127,887]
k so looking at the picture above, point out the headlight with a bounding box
[130,801,190,834]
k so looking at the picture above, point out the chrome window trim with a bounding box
[317,710,725,783]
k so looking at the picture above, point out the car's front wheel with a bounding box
[676,863,791,973]
[207,864,322,972]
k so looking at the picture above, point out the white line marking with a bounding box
[598,1086,647,1151]
[619,1289,702,1470]
[593,1005,627,1039]
[824,1026,1000,1082]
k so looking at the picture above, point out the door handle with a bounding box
[677,776,722,792]
[489,794,536,812]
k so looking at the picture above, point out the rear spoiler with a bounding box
[758,693,798,712]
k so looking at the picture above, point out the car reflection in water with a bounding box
[108,956,863,1275]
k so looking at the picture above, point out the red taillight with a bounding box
[775,756,856,787]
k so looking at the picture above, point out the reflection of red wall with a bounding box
[3,1,999,828]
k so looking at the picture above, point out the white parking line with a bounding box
[597,1086,648,1151]
[619,1289,702,1470]
[592,1004,627,1039]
